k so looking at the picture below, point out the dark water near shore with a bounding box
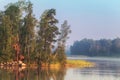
[0,57,120,80]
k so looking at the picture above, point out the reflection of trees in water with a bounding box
[0,67,66,80]
[0,69,14,80]
[0,66,26,80]
[36,67,66,80]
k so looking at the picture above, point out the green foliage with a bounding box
[56,20,71,64]
[0,1,71,66]
[0,14,13,61]
[36,9,60,65]
[70,38,120,56]
[56,46,66,64]
[19,2,37,64]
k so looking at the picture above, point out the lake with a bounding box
[0,57,120,80]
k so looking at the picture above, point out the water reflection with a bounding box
[0,59,120,80]
[0,67,66,80]
[71,60,120,80]
[35,67,66,80]
[0,66,25,80]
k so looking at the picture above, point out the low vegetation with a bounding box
[66,60,95,68]
[30,60,95,68]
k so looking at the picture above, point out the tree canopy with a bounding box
[70,38,120,57]
[0,1,71,65]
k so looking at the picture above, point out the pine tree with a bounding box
[5,4,22,62]
[0,14,13,61]
[56,20,71,64]
[19,2,37,65]
[36,9,59,65]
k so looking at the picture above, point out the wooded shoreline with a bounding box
[0,1,71,66]
[0,60,95,70]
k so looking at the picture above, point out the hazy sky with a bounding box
[0,0,120,45]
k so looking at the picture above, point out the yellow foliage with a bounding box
[66,59,95,68]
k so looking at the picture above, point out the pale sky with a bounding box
[0,0,120,45]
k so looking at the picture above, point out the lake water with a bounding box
[0,57,120,80]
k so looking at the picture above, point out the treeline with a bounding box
[0,1,71,65]
[70,38,120,57]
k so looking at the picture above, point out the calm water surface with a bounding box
[0,57,120,80]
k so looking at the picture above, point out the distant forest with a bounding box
[70,38,120,57]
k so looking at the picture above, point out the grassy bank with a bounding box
[66,59,95,68]
[39,60,95,68]
[0,60,95,70]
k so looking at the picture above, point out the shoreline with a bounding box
[0,59,95,70]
